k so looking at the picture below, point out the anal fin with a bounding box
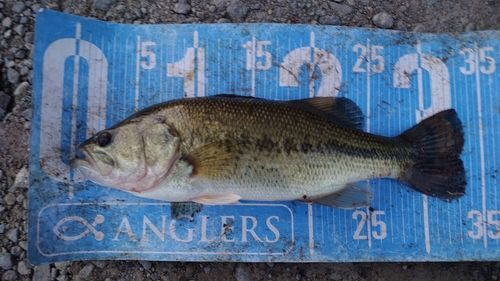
[191,194,242,205]
[305,182,373,209]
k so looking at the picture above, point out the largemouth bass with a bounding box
[70,95,466,208]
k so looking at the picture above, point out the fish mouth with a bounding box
[70,146,114,178]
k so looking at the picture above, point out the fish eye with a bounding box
[96,131,113,147]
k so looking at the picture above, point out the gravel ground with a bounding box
[0,0,499,280]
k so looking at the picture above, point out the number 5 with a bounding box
[371,211,387,239]
[479,47,495,74]
[141,41,156,70]
[256,41,271,70]
[371,46,384,73]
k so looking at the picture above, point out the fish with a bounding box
[70,95,466,208]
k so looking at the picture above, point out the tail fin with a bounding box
[399,109,466,199]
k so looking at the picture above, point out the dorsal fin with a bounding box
[291,97,365,130]
[212,94,264,100]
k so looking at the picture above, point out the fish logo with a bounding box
[53,214,105,241]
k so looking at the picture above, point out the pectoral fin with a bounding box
[191,194,242,205]
[304,182,373,209]
[183,140,238,180]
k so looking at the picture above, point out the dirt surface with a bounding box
[1,0,500,280]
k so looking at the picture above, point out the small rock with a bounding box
[395,20,407,31]
[20,65,29,76]
[196,11,205,19]
[184,263,195,278]
[319,15,341,25]
[93,0,117,12]
[21,108,32,121]
[329,3,353,17]
[12,2,26,13]
[18,241,28,250]
[54,261,71,272]
[203,266,211,274]
[2,270,18,281]
[296,273,302,280]
[7,228,19,243]
[14,81,30,96]
[10,246,22,257]
[413,23,426,33]
[4,193,16,205]
[14,24,24,36]
[51,267,58,280]
[214,0,226,10]
[24,31,34,44]
[14,50,25,59]
[79,263,94,279]
[17,260,32,275]
[92,260,107,269]
[173,0,191,14]
[373,11,393,29]
[0,253,13,270]
[235,264,251,281]
[465,22,475,32]
[20,16,29,24]
[10,166,29,191]
[2,17,11,27]
[139,260,152,271]
[0,92,10,118]
[33,265,51,281]
[7,68,20,83]
[427,0,440,4]
[226,0,249,20]
[4,29,12,39]
[266,262,274,268]
[7,176,14,187]
[217,18,231,23]
[31,3,42,13]
[57,274,70,281]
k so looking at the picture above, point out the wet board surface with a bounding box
[29,9,500,264]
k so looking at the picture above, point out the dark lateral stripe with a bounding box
[247,135,409,160]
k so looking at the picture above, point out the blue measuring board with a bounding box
[29,9,500,264]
